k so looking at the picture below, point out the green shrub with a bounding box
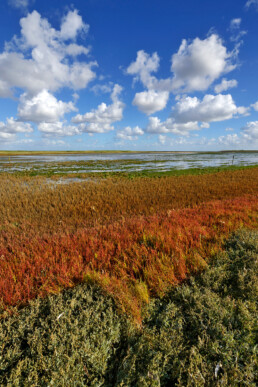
[0,285,129,386]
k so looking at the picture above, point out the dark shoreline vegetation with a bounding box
[1,149,257,155]
[0,166,257,385]
[1,230,257,385]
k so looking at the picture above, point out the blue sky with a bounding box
[0,0,258,151]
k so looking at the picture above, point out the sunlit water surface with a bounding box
[0,152,257,173]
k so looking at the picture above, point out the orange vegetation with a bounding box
[0,168,257,233]
[0,191,257,321]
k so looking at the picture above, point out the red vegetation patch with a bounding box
[0,195,257,322]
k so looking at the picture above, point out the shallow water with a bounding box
[0,151,257,174]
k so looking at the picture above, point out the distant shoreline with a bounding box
[0,150,257,156]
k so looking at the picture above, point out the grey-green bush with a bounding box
[0,286,129,386]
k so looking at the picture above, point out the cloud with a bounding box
[0,117,33,140]
[126,50,175,93]
[60,10,89,40]
[127,35,237,95]
[8,0,30,9]
[158,135,166,145]
[0,10,96,97]
[217,122,258,147]
[241,121,258,142]
[0,80,12,98]
[72,84,124,133]
[230,18,241,30]
[172,94,248,124]
[132,90,169,115]
[116,126,144,141]
[126,34,237,117]
[145,93,249,137]
[126,50,160,90]
[38,122,80,137]
[126,50,172,114]
[91,82,114,95]
[245,0,258,9]
[146,116,199,135]
[65,44,90,57]
[214,78,238,93]
[171,34,236,92]
[18,90,77,123]
[229,19,247,43]
[0,132,16,141]
[251,101,258,111]
[43,138,67,146]
[218,133,241,146]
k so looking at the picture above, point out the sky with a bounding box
[0,0,258,151]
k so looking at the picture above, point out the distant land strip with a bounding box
[0,150,257,156]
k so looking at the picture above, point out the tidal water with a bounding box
[0,151,257,173]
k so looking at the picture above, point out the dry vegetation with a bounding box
[0,168,257,321]
[0,168,257,233]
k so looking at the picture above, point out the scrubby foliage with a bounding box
[0,230,257,386]
[0,286,129,386]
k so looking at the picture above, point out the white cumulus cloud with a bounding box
[60,10,89,40]
[158,135,167,145]
[72,84,124,133]
[126,50,172,114]
[218,133,241,146]
[171,34,236,92]
[116,126,144,141]
[18,90,77,123]
[214,78,238,93]
[126,34,238,117]
[251,101,258,111]
[146,116,199,135]
[132,90,169,115]
[126,50,174,93]
[172,94,248,124]
[0,10,96,97]
[241,121,258,142]
[126,50,160,89]
[145,93,248,137]
[38,122,81,137]
[0,117,33,140]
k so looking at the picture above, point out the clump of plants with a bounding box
[0,285,129,386]
[1,229,257,386]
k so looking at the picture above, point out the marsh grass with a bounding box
[0,195,257,321]
[0,168,257,233]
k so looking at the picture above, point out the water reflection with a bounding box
[0,151,257,173]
